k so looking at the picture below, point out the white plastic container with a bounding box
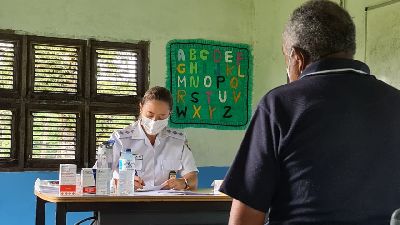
[211,180,224,195]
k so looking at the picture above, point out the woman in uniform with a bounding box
[110,86,198,190]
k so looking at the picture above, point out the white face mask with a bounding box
[140,116,169,135]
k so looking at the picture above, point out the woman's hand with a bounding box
[134,176,145,190]
[161,178,187,190]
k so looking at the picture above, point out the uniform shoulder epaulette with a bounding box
[116,123,137,139]
[165,128,185,140]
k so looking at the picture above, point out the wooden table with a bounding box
[35,190,232,225]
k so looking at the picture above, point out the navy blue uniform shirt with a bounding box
[220,58,400,225]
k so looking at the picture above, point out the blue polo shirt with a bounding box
[220,58,400,225]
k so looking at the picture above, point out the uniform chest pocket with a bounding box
[162,159,182,171]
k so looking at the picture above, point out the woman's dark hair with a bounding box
[141,86,173,109]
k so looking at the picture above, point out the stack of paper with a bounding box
[34,179,59,194]
[134,189,215,196]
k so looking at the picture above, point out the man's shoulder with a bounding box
[374,77,400,96]
[259,83,301,109]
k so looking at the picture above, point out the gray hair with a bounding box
[283,0,356,62]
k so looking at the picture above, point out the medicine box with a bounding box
[117,170,134,196]
[81,168,96,195]
[59,164,77,196]
[96,168,111,195]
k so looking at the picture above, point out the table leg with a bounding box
[56,203,67,225]
[35,196,46,225]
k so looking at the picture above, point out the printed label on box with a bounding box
[59,164,77,195]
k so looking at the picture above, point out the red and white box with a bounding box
[81,168,96,195]
[59,164,77,196]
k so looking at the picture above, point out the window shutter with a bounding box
[33,44,80,93]
[94,49,138,96]
[95,114,136,150]
[0,41,16,90]
[31,112,77,159]
[0,34,148,171]
[0,110,12,158]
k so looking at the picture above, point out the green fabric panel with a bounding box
[166,39,253,130]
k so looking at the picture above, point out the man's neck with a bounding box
[324,51,353,60]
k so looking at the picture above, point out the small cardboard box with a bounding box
[117,170,134,196]
[59,164,77,196]
[81,168,96,195]
[96,168,111,195]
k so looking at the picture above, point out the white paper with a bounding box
[134,189,215,196]
[35,179,59,194]
[136,184,166,192]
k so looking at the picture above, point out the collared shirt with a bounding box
[299,57,370,79]
[110,121,198,187]
[221,58,400,225]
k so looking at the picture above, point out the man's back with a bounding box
[265,60,400,224]
[220,1,400,225]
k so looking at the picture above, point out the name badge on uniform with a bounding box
[134,154,143,171]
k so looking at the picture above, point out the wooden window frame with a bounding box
[25,104,84,169]
[0,102,19,168]
[88,105,140,167]
[0,33,23,99]
[0,32,149,171]
[27,36,86,101]
[90,40,149,103]
[0,33,23,171]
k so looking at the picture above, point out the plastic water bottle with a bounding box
[117,149,134,195]
[119,149,134,171]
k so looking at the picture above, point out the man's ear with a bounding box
[293,47,309,72]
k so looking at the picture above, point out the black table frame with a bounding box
[35,195,231,225]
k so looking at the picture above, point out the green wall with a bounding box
[253,0,341,93]
[346,0,400,89]
[1,0,397,167]
[0,0,255,166]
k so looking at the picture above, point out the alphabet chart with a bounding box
[166,39,253,130]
